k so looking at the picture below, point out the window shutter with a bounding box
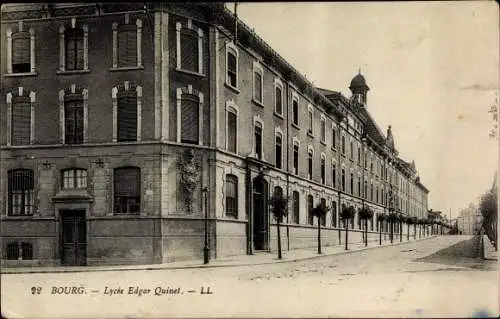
[180,96,199,144]
[118,28,137,67]
[180,30,199,72]
[11,100,31,145]
[65,103,75,144]
[12,33,30,65]
[227,111,237,152]
[117,94,137,142]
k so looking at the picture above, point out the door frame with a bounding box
[59,209,87,266]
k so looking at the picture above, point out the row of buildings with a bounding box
[0,3,430,266]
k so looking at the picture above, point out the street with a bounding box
[2,236,498,318]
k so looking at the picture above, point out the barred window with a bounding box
[65,97,84,144]
[6,243,19,260]
[118,25,137,67]
[5,242,32,260]
[114,167,140,215]
[117,90,138,142]
[293,191,300,224]
[62,169,87,189]
[180,28,199,73]
[65,28,84,70]
[180,94,199,144]
[8,169,34,216]
[12,32,30,73]
[11,97,31,145]
[225,174,238,218]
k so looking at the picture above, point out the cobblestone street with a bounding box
[2,236,498,318]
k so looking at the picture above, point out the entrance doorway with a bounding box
[252,176,269,251]
[60,210,86,266]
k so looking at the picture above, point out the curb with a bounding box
[1,236,438,274]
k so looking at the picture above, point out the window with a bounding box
[65,28,84,71]
[293,191,300,224]
[332,128,337,149]
[255,122,263,160]
[350,141,354,160]
[376,186,379,203]
[113,16,142,69]
[275,132,282,169]
[292,97,299,126]
[332,163,337,188]
[62,169,87,189]
[350,173,354,194]
[341,135,346,155]
[64,98,84,144]
[370,182,374,201]
[331,201,337,227]
[274,80,283,115]
[227,106,237,153]
[364,180,368,199]
[225,174,238,218]
[357,147,361,164]
[8,169,34,216]
[117,89,138,142]
[226,45,238,88]
[358,178,361,196]
[114,167,141,215]
[7,24,35,74]
[5,242,32,260]
[176,20,202,74]
[293,143,299,175]
[320,198,327,226]
[364,153,368,169]
[307,195,314,225]
[176,86,203,145]
[341,168,346,192]
[7,88,35,146]
[308,148,313,180]
[6,243,19,260]
[253,63,263,103]
[320,117,326,142]
[320,155,326,184]
[308,106,313,134]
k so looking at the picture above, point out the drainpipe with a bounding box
[285,80,290,251]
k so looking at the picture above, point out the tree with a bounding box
[412,217,418,239]
[398,215,403,242]
[359,207,373,247]
[406,216,414,241]
[311,201,330,254]
[479,187,498,250]
[341,205,356,250]
[387,212,398,244]
[378,213,387,245]
[270,187,289,259]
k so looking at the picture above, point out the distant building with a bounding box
[457,204,481,235]
[1,3,430,267]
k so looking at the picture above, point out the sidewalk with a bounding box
[483,235,498,260]
[1,235,437,274]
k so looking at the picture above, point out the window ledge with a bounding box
[3,72,37,77]
[307,131,314,138]
[291,123,300,130]
[57,69,91,75]
[175,67,205,77]
[224,82,240,94]
[273,112,284,120]
[109,66,145,72]
[252,99,265,108]
[2,215,35,220]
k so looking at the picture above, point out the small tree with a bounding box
[270,189,289,259]
[359,207,373,247]
[341,205,356,250]
[406,216,414,241]
[378,213,387,245]
[311,201,330,254]
[387,212,398,244]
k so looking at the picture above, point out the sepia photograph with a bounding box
[0,1,498,318]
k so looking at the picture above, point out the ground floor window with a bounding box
[5,242,33,260]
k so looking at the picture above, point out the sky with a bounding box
[227,1,499,219]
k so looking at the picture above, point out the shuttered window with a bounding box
[118,26,137,67]
[254,72,262,102]
[8,169,34,216]
[65,28,84,70]
[11,98,31,145]
[227,111,237,153]
[227,51,237,87]
[114,167,140,215]
[293,191,300,224]
[225,174,238,218]
[180,29,199,72]
[180,94,199,144]
[117,92,137,142]
[64,98,84,144]
[12,32,30,73]
[275,86,282,114]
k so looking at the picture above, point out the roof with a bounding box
[349,73,369,91]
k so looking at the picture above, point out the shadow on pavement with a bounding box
[413,236,497,271]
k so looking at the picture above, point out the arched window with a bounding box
[6,87,35,146]
[114,167,141,215]
[274,79,284,116]
[8,169,34,216]
[253,62,263,103]
[176,20,203,74]
[225,174,238,218]
[112,15,142,69]
[292,95,299,126]
[113,82,142,143]
[226,47,238,88]
[61,168,87,189]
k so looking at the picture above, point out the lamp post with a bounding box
[202,187,210,264]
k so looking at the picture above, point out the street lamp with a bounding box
[202,187,210,264]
